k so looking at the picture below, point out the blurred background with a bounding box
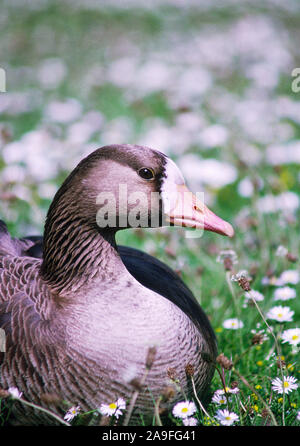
[0,0,300,332]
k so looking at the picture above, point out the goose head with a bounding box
[41,144,233,291]
[44,144,234,237]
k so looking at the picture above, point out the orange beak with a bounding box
[165,184,234,237]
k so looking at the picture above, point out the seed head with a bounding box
[217,250,238,271]
[286,253,298,263]
[230,381,239,390]
[129,378,143,392]
[238,276,251,291]
[167,367,178,381]
[146,346,157,370]
[216,353,233,370]
[251,333,265,345]
[277,358,286,369]
[40,393,62,405]
[99,416,111,426]
[0,388,9,398]
[161,386,176,402]
[185,363,195,377]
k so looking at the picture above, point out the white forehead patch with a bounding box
[160,157,185,213]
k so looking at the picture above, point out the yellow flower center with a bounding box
[181,407,189,413]
[277,313,283,318]
[292,335,299,340]
[283,381,290,388]
[109,403,117,410]
[225,416,231,420]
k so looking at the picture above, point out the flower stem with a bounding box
[13,397,70,426]
[232,368,277,426]
[190,375,216,425]
[248,295,285,425]
[225,271,244,353]
[123,368,150,426]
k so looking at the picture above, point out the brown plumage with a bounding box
[0,144,234,425]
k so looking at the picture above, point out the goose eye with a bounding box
[138,167,155,180]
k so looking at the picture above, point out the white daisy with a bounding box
[216,249,238,265]
[278,270,299,285]
[261,276,282,286]
[245,290,264,302]
[215,409,239,426]
[297,410,300,422]
[214,386,239,396]
[275,246,288,257]
[271,376,298,394]
[273,286,296,301]
[183,417,198,426]
[172,401,197,419]
[281,328,300,346]
[64,405,81,422]
[99,397,126,419]
[266,306,294,323]
[8,387,23,399]
[223,318,244,330]
[212,392,228,405]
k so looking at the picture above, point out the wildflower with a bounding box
[99,398,126,419]
[182,417,198,426]
[273,286,296,301]
[223,318,244,330]
[215,409,239,426]
[244,290,264,307]
[8,387,22,399]
[275,246,288,257]
[213,386,239,397]
[245,290,264,302]
[278,270,299,285]
[297,410,300,421]
[172,401,197,419]
[271,376,298,394]
[216,250,238,271]
[261,276,282,286]
[212,392,228,405]
[266,306,294,323]
[231,270,252,291]
[251,328,268,345]
[281,328,300,346]
[64,406,81,422]
[257,361,263,367]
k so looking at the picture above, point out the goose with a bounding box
[0,144,234,425]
